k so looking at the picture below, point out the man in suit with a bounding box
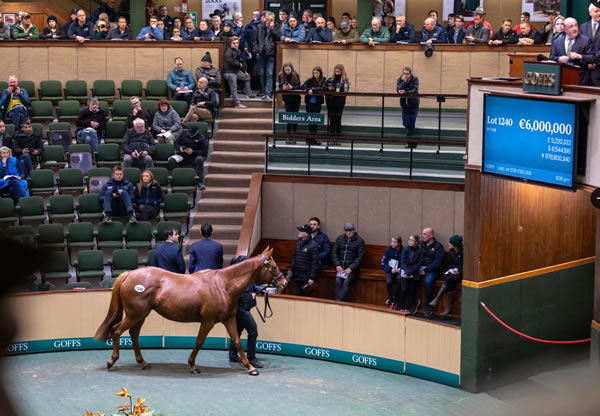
[580,3,600,85]
[188,223,224,272]
[154,228,186,274]
[550,18,595,85]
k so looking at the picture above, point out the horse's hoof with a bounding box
[249,369,259,376]
[141,364,151,370]
[190,368,201,375]
[107,361,113,369]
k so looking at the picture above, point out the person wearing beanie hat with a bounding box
[333,18,359,44]
[195,52,222,92]
[168,117,209,190]
[429,234,463,317]
[40,15,63,39]
[287,224,320,296]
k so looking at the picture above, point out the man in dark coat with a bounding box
[68,9,95,42]
[254,12,281,100]
[13,120,42,178]
[287,224,320,296]
[228,255,264,369]
[332,222,366,301]
[76,97,106,152]
[309,217,330,266]
[154,228,186,274]
[420,227,445,318]
[397,66,420,141]
[122,118,156,169]
[550,18,595,85]
[98,165,136,223]
[189,223,224,272]
[168,124,209,190]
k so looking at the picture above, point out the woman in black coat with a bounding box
[429,235,463,317]
[302,66,327,136]
[326,64,350,135]
[134,169,164,221]
[277,63,302,135]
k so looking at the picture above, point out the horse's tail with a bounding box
[94,272,128,342]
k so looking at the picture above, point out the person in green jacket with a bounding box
[359,17,390,45]
[13,13,39,40]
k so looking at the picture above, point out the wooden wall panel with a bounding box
[78,48,107,85]
[463,170,482,284]
[466,170,596,282]
[19,48,48,84]
[106,48,135,86]
[0,47,20,79]
[48,47,78,83]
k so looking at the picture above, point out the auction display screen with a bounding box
[482,94,577,190]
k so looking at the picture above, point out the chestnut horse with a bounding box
[94,247,286,376]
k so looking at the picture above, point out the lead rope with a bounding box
[255,290,273,323]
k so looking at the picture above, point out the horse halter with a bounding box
[261,254,286,290]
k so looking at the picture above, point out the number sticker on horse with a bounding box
[134,285,145,293]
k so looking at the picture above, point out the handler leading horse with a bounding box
[94,247,286,376]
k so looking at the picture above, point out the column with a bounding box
[356,0,372,37]
[130,0,146,41]
[593,209,600,367]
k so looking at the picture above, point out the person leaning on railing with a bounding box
[325,64,350,136]
[333,19,359,44]
[396,67,420,142]
[302,66,327,137]
[277,63,302,137]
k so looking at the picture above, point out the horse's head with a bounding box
[258,246,287,291]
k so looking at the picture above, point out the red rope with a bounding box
[479,302,591,344]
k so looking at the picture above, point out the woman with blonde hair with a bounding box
[134,169,163,221]
[276,62,302,135]
[0,146,29,204]
[326,64,350,135]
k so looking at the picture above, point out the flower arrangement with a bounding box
[85,388,162,416]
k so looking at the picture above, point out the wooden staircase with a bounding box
[185,103,271,265]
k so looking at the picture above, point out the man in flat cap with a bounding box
[332,223,366,302]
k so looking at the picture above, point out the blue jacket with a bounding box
[154,241,186,274]
[134,182,163,208]
[381,245,403,273]
[136,25,164,40]
[68,20,95,39]
[419,26,447,43]
[280,24,306,42]
[244,21,260,53]
[400,246,424,278]
[311,231,330,264]
[98,178,134,201]
[306,27,332,42]
[189,238,224,273]
[1,88,30,116]
[231,23,247,49]
[391,23,416,43]
[446,27,467,44]
[167,69,195,92]
[106,27,131,40]
[180,27,198,40]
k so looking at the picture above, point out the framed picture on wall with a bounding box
[4,14,15,25]
[522,0,562,22]
[443,0,483,20]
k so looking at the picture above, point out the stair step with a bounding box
[192,211,244,225]
[213,140,264,152]
[207,162,264,175]
[218,118,272,130]
[210,151,265,164]
[189,224,241,240]
[213,129,270,142]
[223,99,272,109]
[204,173,251,188]
[200,186,249,199]
[220,107,272,118]
[195,198,247,212]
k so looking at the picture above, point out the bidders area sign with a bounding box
[279,112,325,125]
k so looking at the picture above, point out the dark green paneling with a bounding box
[356,0,372,36]
[461,262,595,393]
[592,328,600,368]
[567,1,591,26]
